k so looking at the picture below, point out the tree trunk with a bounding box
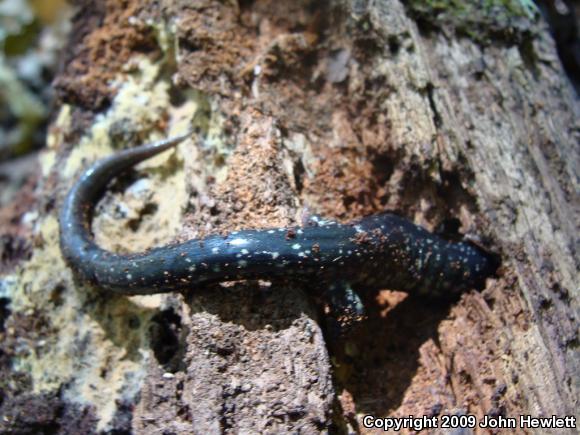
[0,0,577,433]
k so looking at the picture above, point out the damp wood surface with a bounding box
[0,0,578,434]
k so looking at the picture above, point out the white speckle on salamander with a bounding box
[229,238,249,247]
[241,249,249,255]
[292,243,301,250]
[212,247,219,254]
[126,274,132,280]
[271,252,279,259]
[238,260,248,267]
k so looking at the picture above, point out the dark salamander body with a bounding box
[59,133,497,303]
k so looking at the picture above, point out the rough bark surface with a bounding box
[0,0,577,434]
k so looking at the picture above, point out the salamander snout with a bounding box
[458,242,501,291]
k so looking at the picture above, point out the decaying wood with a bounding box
[0,0,577,433]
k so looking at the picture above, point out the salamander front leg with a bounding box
[323,282,366,342]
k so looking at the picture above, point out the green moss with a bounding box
[405,0,538,45]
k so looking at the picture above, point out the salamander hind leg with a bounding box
[300,209,339,228]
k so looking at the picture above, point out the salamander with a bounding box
[59,132,498,317]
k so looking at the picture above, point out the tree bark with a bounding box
[0,0,577,433]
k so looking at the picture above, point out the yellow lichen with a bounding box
[7,54,207,431]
